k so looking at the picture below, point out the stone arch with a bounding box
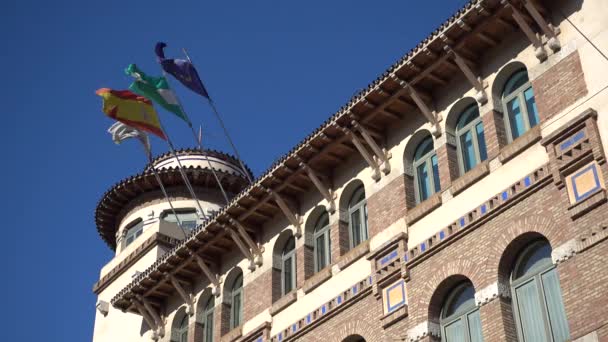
[402,129,436,208]
[193,287,216,342]
[445,97,479,137]
[427,274,476,323]
[338,179,366,222]
[483,214,564,285]
[272,229,296,301]
[169,306,189,342]
[490,61,529,112]
[303,205,330,278]
[327,318,382,342]
[221,266,243,334]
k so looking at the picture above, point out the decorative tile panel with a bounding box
[382,279,406,314]
[565,161,604,204]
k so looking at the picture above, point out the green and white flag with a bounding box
[125,63,192,125]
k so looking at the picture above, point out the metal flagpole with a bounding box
[181,48,254,184]
[159,68,231,205]
[143,149,189,239]
[156,118,209,221]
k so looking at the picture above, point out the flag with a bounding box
[155,42,210,99]
[125,64,192,125]
[95,88,166,140]
[108,122,152,159]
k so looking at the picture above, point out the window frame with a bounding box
[510,240,570,342]
[455,105,486,175]
[123,218,144,248]
[229,274,243,329]
[281,237,296,296]
[176,315,189,342]
[440,282,483,342]
[501,70,539,142]
[203,296,215,342]
[161,208,199,233]
[313,212,331,272]
[413,137,440,204]
[347,186,368,249]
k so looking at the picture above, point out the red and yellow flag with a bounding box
[96,88,166,140]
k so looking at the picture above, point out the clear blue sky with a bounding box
[2,1,467,340]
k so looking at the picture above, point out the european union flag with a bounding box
[155,42,210,99]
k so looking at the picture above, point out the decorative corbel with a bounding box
[223,224,256,271]
[520,0,560,51]
[228,217,264,267]
[267,189,303,238]
[405,83,442,137]
[136,295,165,340]
[192,253,221,296]
[350,120,391,175]
[340,126,381,181]
[297,159,337,213]
[443,45,487,104]
[133,300,161,341]
[167,274,194,316]
[502,0,547,61]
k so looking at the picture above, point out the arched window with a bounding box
[229,273,243,329]
[348,186,368,248]
[510,240,570,341]
[455,104,487,174]
[440,282,483,342]
[162,208,199,232]
[313,212,331,272]
[124,218,144,248]
[203,296,215,342]
[281,236,296,295]
[413,136,440,203]
[502,69,539,141]
[176,315,189,342]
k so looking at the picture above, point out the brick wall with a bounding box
[481,110,507,160]
[243,269,272,322]
[366,175,407,239]
[436,143,459,190]
[532,51,588,121]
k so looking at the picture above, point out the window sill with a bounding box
[380,304,408,329]
[269,290,298,316]
[302,267,332,294]
[451,161,490,196]
[405,193,442,225]
[337,240,370,271]
[568,189,607,219]
[221,325,243,342]
[498,125,541,164]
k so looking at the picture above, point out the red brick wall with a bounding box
[532,51,588,121]
[366,175,407,239]
[481,110,507,160]
[557,239,608,340]
[436,143,459,190]
[243,269,272,322]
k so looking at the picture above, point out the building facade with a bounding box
[92,0,608,341]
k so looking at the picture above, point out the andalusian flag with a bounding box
[96,88,166,140]
[125,64,192,125]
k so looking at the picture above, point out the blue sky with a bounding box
[2,1,466,340]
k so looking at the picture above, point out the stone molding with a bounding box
[474,281,511,307]
[405,193,442,225]
[302,267,332,293]
[551,239,578,265]
[498,125,541,163]
[406,321,440,342]
[269,290,298,316]
[337,241,370,270]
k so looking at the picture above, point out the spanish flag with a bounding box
[96,88,166,140]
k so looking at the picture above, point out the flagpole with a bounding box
[159,68,232,205]
[181,48,254,184]
[144,149,190,239]
[156,119,209,221]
